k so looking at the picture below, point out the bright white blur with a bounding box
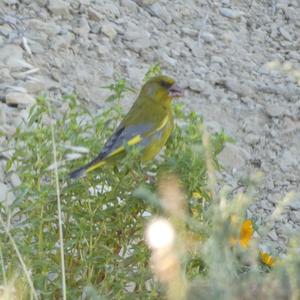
[145,218,175,250]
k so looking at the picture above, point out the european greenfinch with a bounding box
[69,75,183,179]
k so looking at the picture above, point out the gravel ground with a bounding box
[0,0,299,254]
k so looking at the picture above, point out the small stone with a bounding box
[120,0,138,12]
[0,104,6,125]
[181,27,198,37]
[0,68,12,81]
[220,8,244,19]
[268,229,278,241]
[260,200,273,210]
[124,26,151,50]
[289,211,300,223]
[288,195,300,210]
[217,143,250,170]
[160,52,177,67]
[101,23,117,40]
[246,133,260,145]
[210,56,225,65]
[265,104,286,117]
[6,92,36,107]
[124,282,136,293]
[23,79,45,94]
[149,3,172,24]
[0,182,15,206]
[127,66,146,83]
[10,173,21,187]
[0,44,23,63]
[223,78,253,97]
[47,0,70,16]
[88,7,103,21]
[27,20,60,37]
[279,150,297,171]
[137,0,159,5]
[0,161,5,182]
[78,0,90,4]
[5,57,33,72]
[4,0,18,4]
[189,78,205,92]
[201,32,215,43]
[99,62,114,78]
[48,272,59,282]
[279,27,293,41]
[76,18,90,37]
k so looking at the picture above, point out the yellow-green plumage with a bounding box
[69,75,183,179]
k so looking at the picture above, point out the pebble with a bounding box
[149,2,172,24]
[0,162,5,182]
[78,0,90,4]
[0,68,12,81]
[265,104,286,117]
[27,19,61,37]
[10,173,21,188]
[279,27,293,42]
[268,229,278,241]
[127,66,147,83]
[124,27,151,50]
[0,182,15,206]
[217,143,250,170]
[76,18,90,37]
[137,0,159,5]
[47,0,70,16]
[219,8,244,19]
[223,78,253,97]
[23,79,46,94]
[0,45,23,63]
[289,211,300,223]
[246,133,260,145]
[101,23,117,40]
[4,0,18,4]
[0,105,6,125]
[288,195,300,210]
[188,78,205,92]
[120,0,138,12]
[201,32,216,43]
[5,92,36,107]
[124,282,136,293]
[181,27,198,37]
[88,7,103,21]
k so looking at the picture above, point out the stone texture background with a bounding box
[0,0,299,253]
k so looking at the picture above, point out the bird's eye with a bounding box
[160,81,172,89]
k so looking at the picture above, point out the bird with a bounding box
[69,75,183,179]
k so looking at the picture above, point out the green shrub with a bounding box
[2,74,227,299]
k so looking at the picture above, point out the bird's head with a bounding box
[141,75,183,103]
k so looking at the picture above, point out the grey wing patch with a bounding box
[98,122,154,159]
[98,124,125,160]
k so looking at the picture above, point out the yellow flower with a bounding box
[239,219,254,248]
[259,251,275,267]
[192,192,202,199]
[229,218,253,248]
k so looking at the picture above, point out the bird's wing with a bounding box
[104,114,170,159]
[94,122,154,161]
[85,116,170,173]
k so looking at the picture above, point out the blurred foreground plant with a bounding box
[142,140,298,300]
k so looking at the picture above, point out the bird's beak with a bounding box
[168,83,184,98]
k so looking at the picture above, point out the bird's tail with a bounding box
[69,165,88,180]
[69,157,107,180]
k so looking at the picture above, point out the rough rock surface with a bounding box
[0,0,299,254]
